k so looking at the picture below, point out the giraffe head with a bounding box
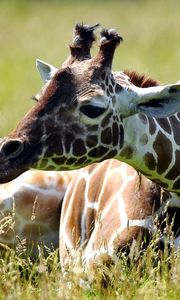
[0,24,180,183]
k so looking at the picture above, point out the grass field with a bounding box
[0,0,180,299]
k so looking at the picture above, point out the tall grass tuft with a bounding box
[0,213,179,300]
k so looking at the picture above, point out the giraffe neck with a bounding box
[118,112,180,193]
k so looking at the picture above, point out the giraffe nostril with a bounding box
[1,139,24,159]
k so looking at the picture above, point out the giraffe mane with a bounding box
[124,70,159,88]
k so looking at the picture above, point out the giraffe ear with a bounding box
[36,59,58,83]
[135,83,180,117]
[118,83,180,118]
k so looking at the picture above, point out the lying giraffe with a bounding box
[0,24,179,264]
[0,169,74,254]
[60,159,180,267]
[0,159,179,264]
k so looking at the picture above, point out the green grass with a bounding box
[0,239,179,300]
[0,0,180,299]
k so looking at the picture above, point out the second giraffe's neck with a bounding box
[118,113,180,193]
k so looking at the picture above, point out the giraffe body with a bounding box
[60,159,180,266]
[0,170,74,254]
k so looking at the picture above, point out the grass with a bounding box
[0,0,180,299]
[0,236,179,300]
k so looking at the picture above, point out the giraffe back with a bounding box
[60,159,180,266]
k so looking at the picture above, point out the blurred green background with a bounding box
[0,0,179,135]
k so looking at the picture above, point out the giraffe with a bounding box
[0,169,74,256]
[0,24,179,191]
[0,23,179,265]
[59,159,180,267]
[0,160,179,266]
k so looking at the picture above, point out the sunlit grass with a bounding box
[0,236,179,300]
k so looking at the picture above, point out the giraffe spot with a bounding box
[156,118,171,134]
[169,115,180,145]
[87,135,98,148]
[66,157,78,165]
[88,146,108,158]
[139,134,148,145]
[73,139,87,157]
[52,156,67,165]
[109,85,113,94]
[45,136,63,155]
[106,89,110,97]
[120,146,133,159]
[165,150,180,180]
[102,149,118,159]
[153,132,172,174]
[139,113,148,125]
[119,125,124,149]
[74,156,88,166]
[101,112,112,128]
[105,76,109,86]
[111,78,115,87]
[148,117,156,135]
[173,178,180,190]
[101,83,106,91]
[85,207,96,240]
[101,127,112,145]
[65,177,86,244]
[144,153,156,170]
[112,122,119,146]
[115,84,123,94]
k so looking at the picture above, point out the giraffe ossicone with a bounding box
[0,23,179,196]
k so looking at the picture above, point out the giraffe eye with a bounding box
[80,105,106,118]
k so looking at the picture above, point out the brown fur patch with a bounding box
[153,132,172,174]
[144,153,156,170]
[166,150,180,180]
